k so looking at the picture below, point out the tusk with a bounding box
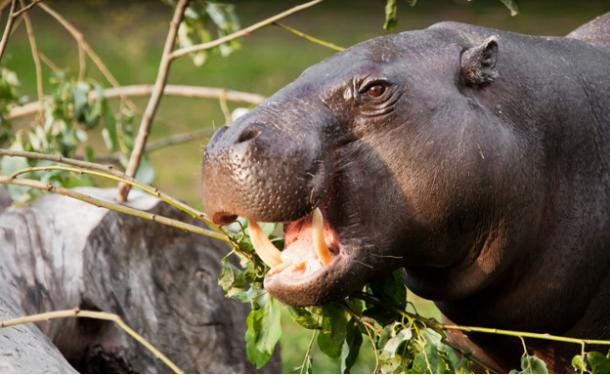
[312,208,333,266]
[248,220,282,267]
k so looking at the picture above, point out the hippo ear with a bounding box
[460,36,498,87]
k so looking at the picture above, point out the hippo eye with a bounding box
[365,84,386,98]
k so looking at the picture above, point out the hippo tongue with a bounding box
[247,208,336,273]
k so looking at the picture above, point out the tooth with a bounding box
[269,261,292,275]
[312,208,333,266]
[248,220,282,267]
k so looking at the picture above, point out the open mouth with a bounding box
[247,207,341,283]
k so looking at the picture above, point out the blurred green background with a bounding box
[3,0,608,372]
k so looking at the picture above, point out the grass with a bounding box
[2,0,609,372]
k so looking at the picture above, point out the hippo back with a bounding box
[567,12,610,48]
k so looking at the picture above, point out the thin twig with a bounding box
[74,127,215,162]
[170,0,324,59]
[218,89,232,125]
[0,0,16,61]
[0,307,183,374]
[0,175,228,242]
[20,0,43,118]
[442,324,610,347]
[146,128,215,153]
[9,164,225,235]
[7,10,20,35]
[299,330,318,374]
[275,22,344,52]
[78,130,209,163]
[11,0,42,18]
[117,0,189,202]
[8,84,264,120]
[37,2,133,110]
[0,149,224,234]
[39,51,60,72]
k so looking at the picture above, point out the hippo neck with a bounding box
[438,29,610,333]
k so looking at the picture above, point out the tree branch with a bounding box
[117,0,189,202]
[170,0,324,59]
[0,175,228,243]
[146,128,215,153]
[39,51,60,72]
[37,2,133,110]
[0,307,183,374]
[0,148,225,236]
[275,22,344,52]
[442,324,610,347]
[20,0,43,117]
[8,84,264,120]
[11,0,42,18]
[0,0,16,61]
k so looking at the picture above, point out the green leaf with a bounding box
[245,294,282,368]
[102,101,118,151]
[571,354,587,373]
[317,303,348,358]
[383,327,412,358]
[383,0,398,31]
[369,271,407,309]
[405,0,417,6]
[516,354,549,374]
[1,150,32,203]
[586,351,610,373]
[288,306,323,330]
[218,257,246,293]
[499,0,519,16]
[84,146,95,162]
[340,319,363,374]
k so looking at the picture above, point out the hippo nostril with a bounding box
[236,126,261,144]
[213,212,238,226]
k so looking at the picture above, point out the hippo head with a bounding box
[202,27,541,306]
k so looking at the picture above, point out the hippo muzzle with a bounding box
[201,91,373,306]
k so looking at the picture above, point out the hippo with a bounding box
[202,12,610,372]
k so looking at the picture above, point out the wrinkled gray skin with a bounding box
[202,13,610,372]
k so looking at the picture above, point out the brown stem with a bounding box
[20,0,43,117]
[146,128,215,153]
[11,0,42,18]
[117,0,189,202]
[8,84,264,120]
[0,308,182,374]
[0,148,225,234]
[218,89,232,125]
[37,2,133,110]
[0,175,228,243]
[39,51,60,72]
[275,22,344,52]
[171,0,324,59]
[0,0,16,61]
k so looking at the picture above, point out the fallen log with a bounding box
[0,187,279,373]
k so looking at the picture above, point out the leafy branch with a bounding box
[8,84,264,120]
[118,0,326,202]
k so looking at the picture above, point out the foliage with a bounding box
[166,0,241,66]
[383,0,518,31]
[218,221,610,373]
[3,0,610,374]
[218,222,477,373]
[572,351,610,373]
[0,70,142,203]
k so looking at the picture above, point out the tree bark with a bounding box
[0,187,279,373]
